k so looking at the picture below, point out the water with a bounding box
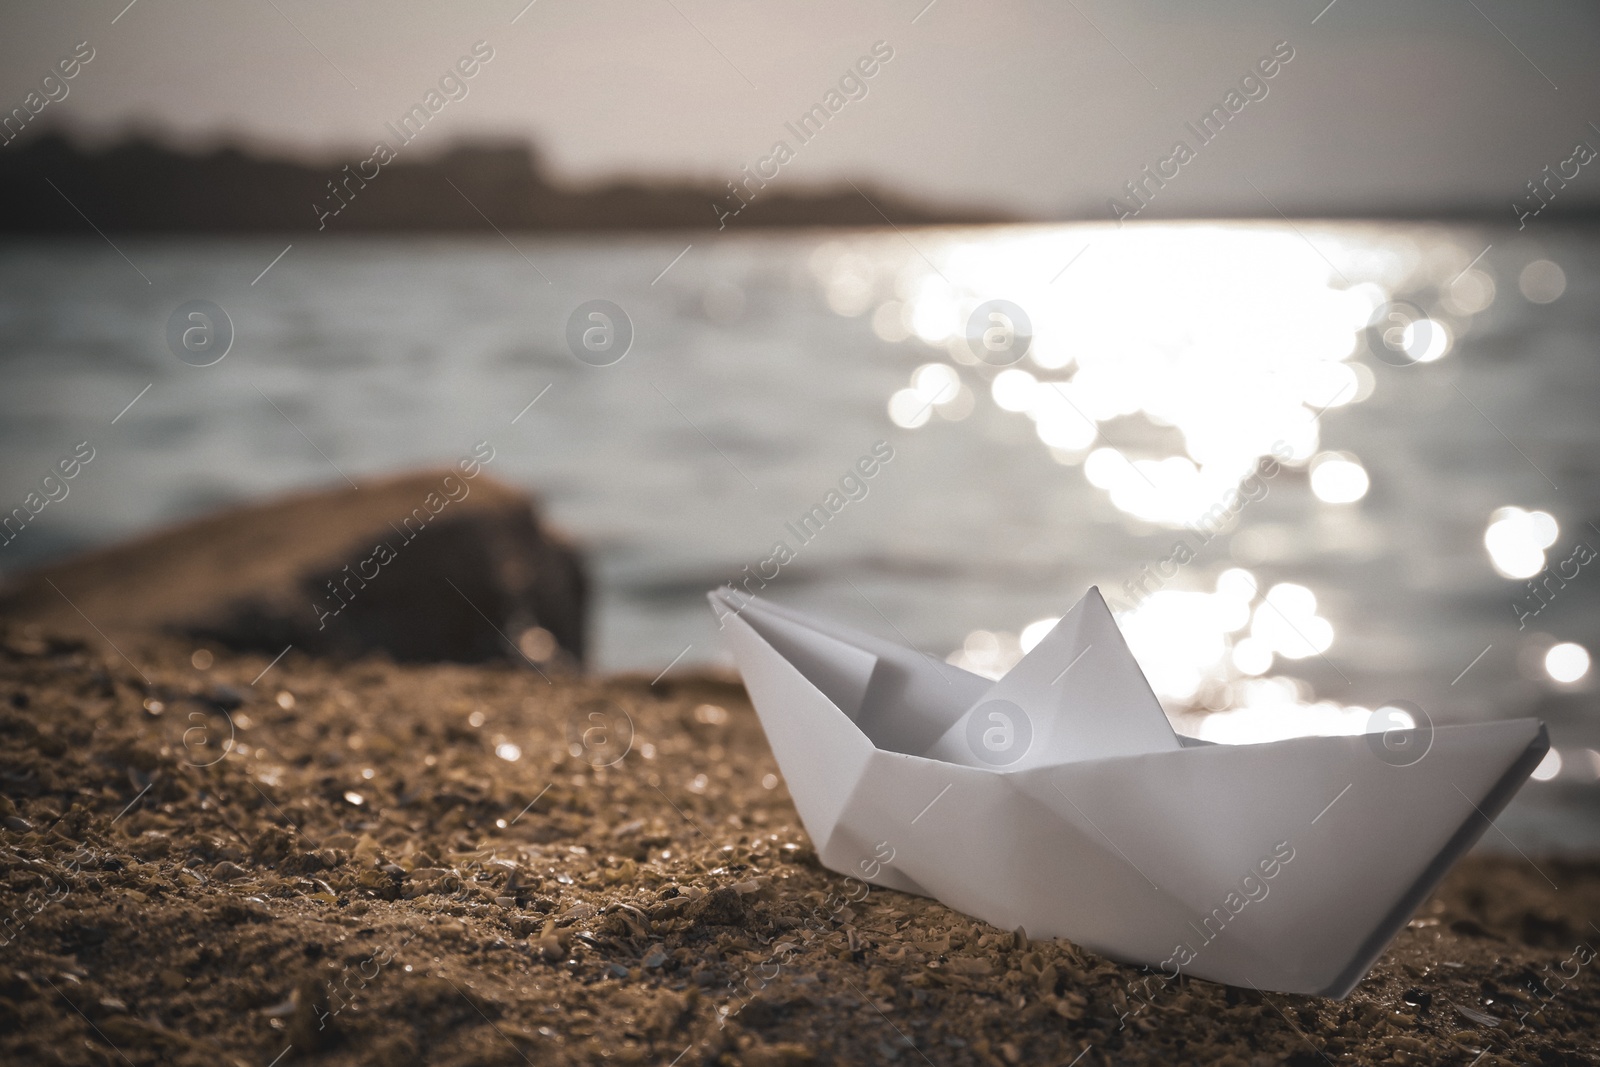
[2,222,1597,849]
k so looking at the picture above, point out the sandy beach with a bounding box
[2,626,1596,1066]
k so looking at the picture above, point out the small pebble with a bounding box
[535,919,565,962]
[1454,1003,1501,1027]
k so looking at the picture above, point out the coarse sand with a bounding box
[1,628,1597,1066]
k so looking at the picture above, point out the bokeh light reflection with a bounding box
[1484,506,1559,579]
[813,225,1515,748]
[1546,642,1591,685]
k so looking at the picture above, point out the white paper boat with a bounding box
[708,585,1548,997]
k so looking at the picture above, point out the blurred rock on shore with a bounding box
[0,471,587,669]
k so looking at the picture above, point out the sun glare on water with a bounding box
[816,223,1570,746]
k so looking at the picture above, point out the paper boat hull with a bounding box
[715,592,1548,997]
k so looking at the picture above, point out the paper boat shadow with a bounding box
[709,586,1547,997]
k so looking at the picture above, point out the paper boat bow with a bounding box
[709,585,1546,997]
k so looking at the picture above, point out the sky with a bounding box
[3,0,1599,219]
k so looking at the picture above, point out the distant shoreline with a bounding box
[7,133,1600,234]
[0,133,1010,235]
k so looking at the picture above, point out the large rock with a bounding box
[0,470,586,668]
